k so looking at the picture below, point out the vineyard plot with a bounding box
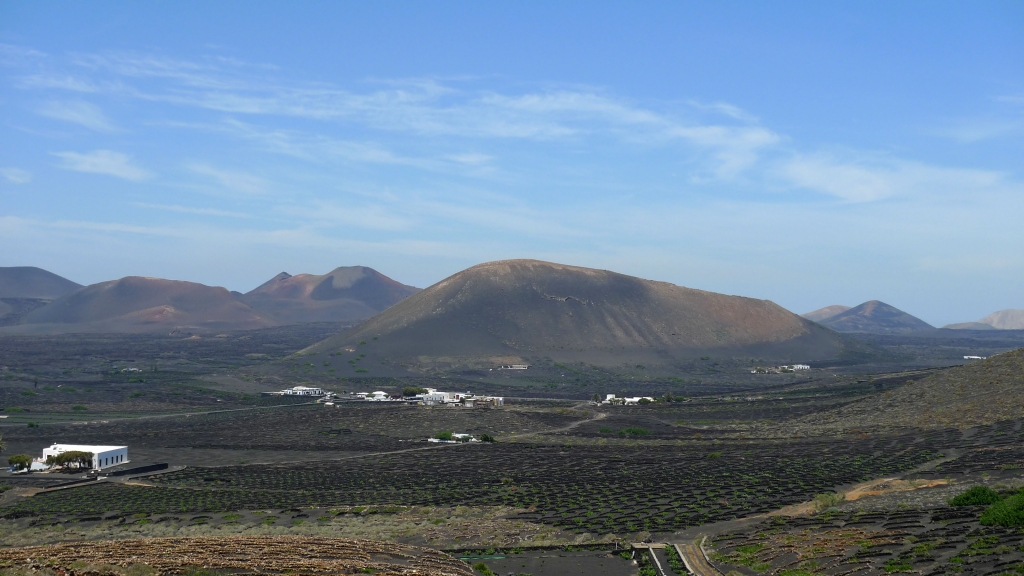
[6,436,942,535]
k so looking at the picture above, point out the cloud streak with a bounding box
[36,100,117,131]
[0,168,32,184]
[52,150,153,181]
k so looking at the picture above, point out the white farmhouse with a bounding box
[40,444,128,470]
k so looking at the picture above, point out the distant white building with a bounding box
[422,388,469,405]
[281,386,325,396]
[602,394,654,405]
[39,444,128,470]
[496,364,530,370]
[964,355,987,360]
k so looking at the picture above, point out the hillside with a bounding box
[796,348,1024,430]
[944,309,1024,330]
[978,309,1024,330]
[241,266,418,324]
[5,276,273,334]
[303,259,846,371]
[801,305,850,322]
[0,266,81,299]
[819,300,933,334]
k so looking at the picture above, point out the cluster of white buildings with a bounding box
[427,433,478,443]
[601,394,655,405]
[264,386,327,397]
[750,364,811,374]
[317,388,503,407]
[964,355,987,360]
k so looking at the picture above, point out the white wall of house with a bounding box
[40,444,128,469]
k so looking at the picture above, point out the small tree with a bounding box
[435,431,453,441]
[8,454,32,471]
[403,386,428,397]
[46,450,94,470]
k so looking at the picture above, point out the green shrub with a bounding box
[435,431,453,441]
[980,491,1024,527]
[7,454,32,471]
[472,562,494,575]
[949,485,1003,506]
[480,434,495,442]
[618,426,651,436]
[813,492,846,512]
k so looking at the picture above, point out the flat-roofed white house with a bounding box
[39,444,128,470]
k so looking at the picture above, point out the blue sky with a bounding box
[1,1,1021,326]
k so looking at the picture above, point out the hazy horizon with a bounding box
[2,2,1021,327]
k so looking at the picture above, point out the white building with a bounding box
[39,444,128,470]
[601,394,654,405]
[421,388,469,405]
[281,386,325,396]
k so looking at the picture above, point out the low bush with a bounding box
[949,485,1003,506]
[980,490,1024,527]
[7,454,32,471]
[813,492,846,512]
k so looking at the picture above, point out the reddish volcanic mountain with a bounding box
[818,300,933,334]
[240,266,419,324]
[801,305,851,323]
[11,276,272,334]
[304,259,845,370]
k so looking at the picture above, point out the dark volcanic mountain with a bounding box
[0,266,81,299]
[801,305,851,323]
[818,300,933,334]
[6,276,272,334]
[0,266,84,326]
[305,259,845,370]
[240,266,419,324]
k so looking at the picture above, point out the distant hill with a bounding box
[945,309,1024,331]
[943,321,996,330]
[796,348,1024,430]
[980,309,1024,330]
[0,266,81,299]
[4,276,273,334]
[801,305,850,323]
[240,266,419,324]
[818,300,933,334]
[303,259,846,371]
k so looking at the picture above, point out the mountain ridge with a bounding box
[240,266,419,324]
[818,300,933,334]
[303,259,846,371]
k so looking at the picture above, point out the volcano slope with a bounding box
[7,276,272,334]
[241,266,419,324]
[304,259,845,371]
[819,300,933,334]
[792,348,1024,431]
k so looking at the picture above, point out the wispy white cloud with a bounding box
[687,100,761,123]
[0,167,32,184]
[10,46,781,178]
[280,201,414,231]
[777,153,1011,202]
[52,150,152,181]
[446,153,492,165]
[930,118,1022,143]
[131,202,251,218]
[36,100,117,131]
[188,163,266,194]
